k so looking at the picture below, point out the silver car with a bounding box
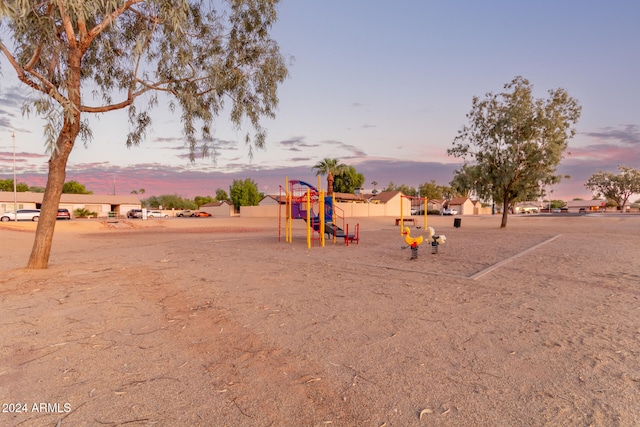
[1,209,41,222]
[147,210,169,218]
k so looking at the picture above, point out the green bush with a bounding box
[427,209,442,215]
[74,208,98,218]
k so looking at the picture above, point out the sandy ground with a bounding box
[0,214,639,426]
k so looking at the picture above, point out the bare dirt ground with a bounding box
[1,214,639,426]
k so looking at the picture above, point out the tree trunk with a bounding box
[327,173,334,195]
[27,46,83,269]
[501,198,509,228]
[27,123,77,269]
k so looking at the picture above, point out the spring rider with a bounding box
[402,227,423,260]
[402,226,446,259]
[426,226,447,254]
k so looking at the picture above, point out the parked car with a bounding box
[191,211,211,217]
[443,208,458,215]
[177,210,193,217]
[0,209,41,222]
[57,208,71,220]
[127,209,143,218]
[147,210,168,218]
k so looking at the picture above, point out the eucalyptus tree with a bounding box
[585,166,640,211]
[62,180,92,194]
[419,180,457,200]
[448,77,581,228]
[0,179,29,192]
[0,0,288,268]
[449,164,480,198]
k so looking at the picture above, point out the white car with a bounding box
[443,208,458,215]
[147,210,168,218]
[1,209,41,222]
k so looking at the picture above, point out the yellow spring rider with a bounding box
[402,226,446,260]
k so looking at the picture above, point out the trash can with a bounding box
[454,218,461,228]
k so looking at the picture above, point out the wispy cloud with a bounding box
[583,124,640,146]
[567,124,640,168]
[0,151,47,159]
[278,137,320,150]
[0,85,32,110]
[321,139,367,158]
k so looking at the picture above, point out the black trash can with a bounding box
[454,218,461,228]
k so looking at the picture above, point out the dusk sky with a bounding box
[1,1,639,201]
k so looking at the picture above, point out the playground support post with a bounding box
[399,195,428,234]
[332,192,337,244]
[306,188,311,248]
[286,176,292,243]
[319,190,325,247]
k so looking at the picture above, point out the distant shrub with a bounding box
[427,209,442,215]
[74,208,98,218]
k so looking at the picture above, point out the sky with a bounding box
[1,0,639,201]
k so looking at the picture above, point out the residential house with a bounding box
[368,191,410,217]
[0,191,141,218]
[427,199,445,213]
[446,197,475,215]
[200,200,234,217]
[565,200,606,213]
[333,192,368,203]
[258,195,284,206]
[472,200,493,215]
[514,201,541,214]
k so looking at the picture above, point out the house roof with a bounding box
[260,195,285,204]
[333,192,367,202]
[201,200,232,207]
[448,197,471,205]
[0,191,141,204]
[370,191,402,203]
[566,200,606,208]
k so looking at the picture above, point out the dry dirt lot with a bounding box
[1,214,639,426]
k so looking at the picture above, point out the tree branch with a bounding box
[0,41,66,106]
[80,79,177,113]
[86,0,144,45]
[56,0,77,49]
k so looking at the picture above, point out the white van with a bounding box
[0,209,41,222]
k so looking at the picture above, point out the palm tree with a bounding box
[312,158,347,195]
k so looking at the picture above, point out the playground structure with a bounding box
[279,177,359,248]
